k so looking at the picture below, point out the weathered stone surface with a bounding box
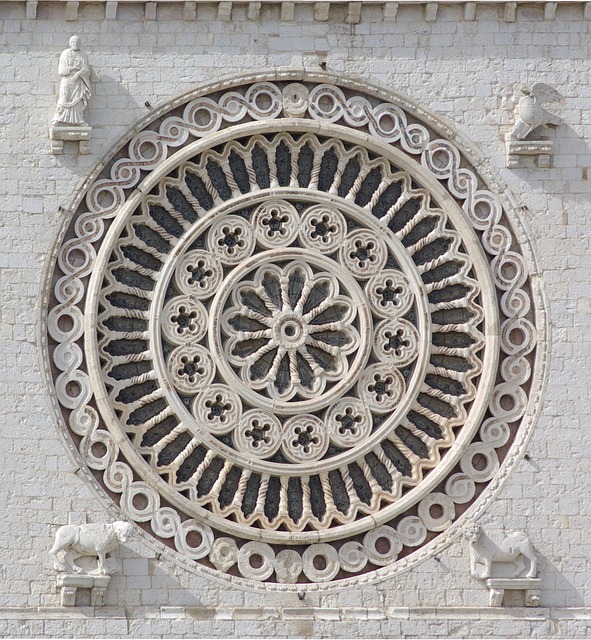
[0,1,590,637]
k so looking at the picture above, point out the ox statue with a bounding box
[464,524,537,580]
[50,521,132,575]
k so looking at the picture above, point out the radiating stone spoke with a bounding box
[298,345,327,377]
[305,336,342,357]
[244,339,279,367]
[236,307,275,327]
[307,320,347,333]
[266,346,287,383]
[279,274,293,312]
[235,328,274,342]
[255,282,283,314]
[292,281,313,315]
[288,350,301,386]
[302,296,341,322]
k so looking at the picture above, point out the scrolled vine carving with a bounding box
[44,75,543,589]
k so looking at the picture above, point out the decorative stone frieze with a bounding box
[14,1,591,24]
[43,72,545,589]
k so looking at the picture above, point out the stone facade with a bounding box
[1,1,590,637]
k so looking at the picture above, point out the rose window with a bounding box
[45,77,543,588]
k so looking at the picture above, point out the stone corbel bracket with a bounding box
[50,124,92,155]
[56,573,111,607]
[17,1,591,23]
[505,139,554,169]
[485,577,541,607]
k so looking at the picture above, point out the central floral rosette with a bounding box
[222,260,359,402]
[209,247,373,417]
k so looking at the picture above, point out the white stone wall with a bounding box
[0,1,590,637]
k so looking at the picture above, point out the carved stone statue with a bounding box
[509,83,562,141]
[52,35,91,126]
[51,521,131,576]
[464,523,537,579]
[464,524,540,607]
[50,35,92,154]
[505,83,562,168]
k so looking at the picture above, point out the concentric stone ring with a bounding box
[44,76,543,589]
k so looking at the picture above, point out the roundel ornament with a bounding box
[44,73,545,589]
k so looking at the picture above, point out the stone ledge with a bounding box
[2,0,590,23]
[49,124,92,155]
[2,606,590,622]
[3,607,127,619]
[486,578,542,590]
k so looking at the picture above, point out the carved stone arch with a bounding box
[42,71,548,590]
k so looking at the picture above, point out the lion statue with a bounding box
[464,523,537,580]
[50,521,132,575]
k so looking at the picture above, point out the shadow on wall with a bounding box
[551,124,591,198]
[504,124,591,201]
[51,73,142,177]
[539,555,586,608]
[99,541,318,610]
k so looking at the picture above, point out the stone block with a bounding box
[314,2,330,22]
[64,1,79,20]
[218,1,232,21]
[280,2,294,21]
[49,124,91,155]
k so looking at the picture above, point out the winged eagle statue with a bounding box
[509,83,563,140]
